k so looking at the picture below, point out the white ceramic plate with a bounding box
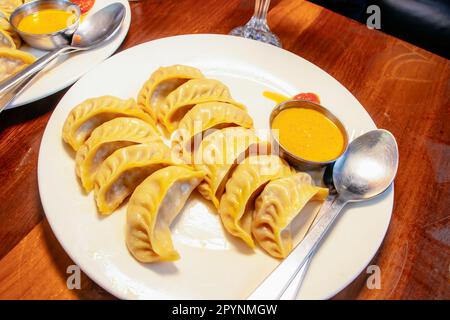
[6,0,131,109]
[38,34,394,299]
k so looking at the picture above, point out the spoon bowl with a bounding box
[333,129,398,201]
[71,2,126,49]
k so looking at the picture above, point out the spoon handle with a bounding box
[0,46,73,98]
[279,256,311,300]
[247,197,347,300]
[0,73,36,114]
[279,194,337,300]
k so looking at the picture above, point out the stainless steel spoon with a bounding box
[248,129,399,299]
[279,164,337,300]
[0,2,126,113]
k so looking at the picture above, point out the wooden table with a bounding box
[0,0,448,300]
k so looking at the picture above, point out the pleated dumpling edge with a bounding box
[252,172,329,259]
[62,96,155,151]
[94,142,180,215]
[137,65,204,121]
[171,102,254,163]
[126,166,205,263]
[162,78,246,132]
[218,155,294,248]
[75,117,161,193]
[194,127,262,208]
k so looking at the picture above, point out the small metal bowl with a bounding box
[269,99,349,170]
[10,0,81,51]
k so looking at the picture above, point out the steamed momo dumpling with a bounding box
[75,117,161,192]
[0,0,21,16]
[0,29,15,49]
[0,12,20,48]
[0,48,35,82]
[126,166,205,263]
[218,155,293,248]
[162,78,246,132]
[252,173,329,259]
[172,102,253,162]
[62,96,155,151]
[137,65,204,121]
[94,142,179,214]
[194,127,266,208]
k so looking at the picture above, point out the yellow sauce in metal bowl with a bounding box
[271,108,345,162]
[17,9,77,34]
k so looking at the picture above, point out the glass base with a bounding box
[230,25,281,47]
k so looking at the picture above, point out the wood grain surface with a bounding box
[0,0,448,300]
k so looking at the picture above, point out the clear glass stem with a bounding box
[254,0,270,21]
[229,0,281,47]
[247,0,271,31]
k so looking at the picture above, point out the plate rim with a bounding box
[38,33,394,300]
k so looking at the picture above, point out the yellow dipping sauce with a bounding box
[18,9,77,34]
[272,108,345,162]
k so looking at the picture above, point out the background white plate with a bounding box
[6,0,131,109]
[38,34,394,299]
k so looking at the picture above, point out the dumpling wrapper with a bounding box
[137,65,204,121]
[252,172,329,259]
[218,155,293,248]
[0,0,21,16]
[0,13,20,48]
[194,127,269,208]
[0,29,15,49]
[126,166,205,263]
[62,96,155,151]
[172,101,253,163]
[162,78,246,132]
[0,48,34,82]
[94,142,180,214]
[75,117,161,193]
